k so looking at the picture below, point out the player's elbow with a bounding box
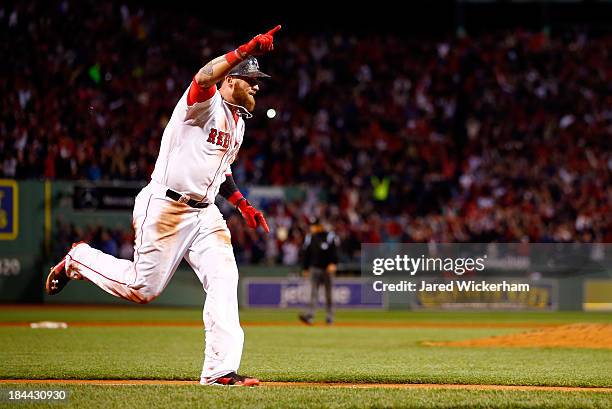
[194,71,214,89]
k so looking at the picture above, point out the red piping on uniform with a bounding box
[132,193,153,285]
[204,116,238,200]
[204,148,231,201]
[69,257,130,286]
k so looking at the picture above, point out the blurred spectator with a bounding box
[53,220,134,261]
[6,0,611,261]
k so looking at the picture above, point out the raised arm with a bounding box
[194,25,281,89]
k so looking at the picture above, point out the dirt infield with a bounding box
[426,324,612,349]
[1,379,610,392]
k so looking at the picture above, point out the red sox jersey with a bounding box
[151,83,244,204]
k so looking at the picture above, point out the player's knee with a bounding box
[131,285,161,304]
[135,294,156,304]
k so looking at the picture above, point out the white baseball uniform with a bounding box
[65,83,246,383]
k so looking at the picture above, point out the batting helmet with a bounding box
[228,56,271,79]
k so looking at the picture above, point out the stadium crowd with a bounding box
[3,1,611,265]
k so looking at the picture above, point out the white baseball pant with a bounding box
[65,181,244,382]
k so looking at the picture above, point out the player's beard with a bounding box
[233,87,256,112]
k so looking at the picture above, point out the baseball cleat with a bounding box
[45,242,85,295]
[298,313,314,325]
[207,372,260,386]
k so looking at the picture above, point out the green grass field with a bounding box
[0,306,610,408]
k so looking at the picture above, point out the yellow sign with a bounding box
[583,280,612,311]
[0,179,19,240]
[415,279,555,310]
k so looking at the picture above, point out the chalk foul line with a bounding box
[0,380,610,392]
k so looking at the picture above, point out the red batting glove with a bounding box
[237,25,282,57]
[237,199,270,233]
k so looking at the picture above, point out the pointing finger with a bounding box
[265,25,281,36]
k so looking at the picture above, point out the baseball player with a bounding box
[45,25,282,387]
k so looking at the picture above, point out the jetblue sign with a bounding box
[242,278,386,309]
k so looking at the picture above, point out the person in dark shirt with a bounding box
[298,217,339,325]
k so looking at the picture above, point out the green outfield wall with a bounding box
[0,180,609,310]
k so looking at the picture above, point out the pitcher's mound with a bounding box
[425,324,612,349]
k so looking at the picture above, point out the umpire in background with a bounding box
[299,217,339,325]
